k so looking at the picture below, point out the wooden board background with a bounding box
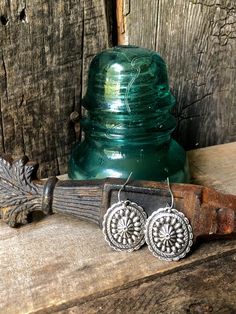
[0,0,112,177]
[0,0,236,176]
[120,0,236,149]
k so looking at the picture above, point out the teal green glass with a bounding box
[68,45,189,182]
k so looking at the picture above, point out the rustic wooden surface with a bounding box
[189,141,236,194]
[0,0,111,177]
[120,0,236,150]
[0,142,236,314]
[60,252,236,314]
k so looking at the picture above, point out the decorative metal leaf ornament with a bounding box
[0,156,41,227]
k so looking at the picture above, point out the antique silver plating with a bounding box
[145,207,193,261]
[103,200,147,252]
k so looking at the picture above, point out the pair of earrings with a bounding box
[103,177,193,262]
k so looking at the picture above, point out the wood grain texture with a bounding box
[57,252,236,314]
[1,216,236,314]
[0,143,235,313]
[122,0,236,149]
[188,141,236,194]
[0,0,110,177]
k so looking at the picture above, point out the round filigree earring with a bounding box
[103,173,147,252]
[145,179,193,261]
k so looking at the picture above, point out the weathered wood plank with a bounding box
[0,143,235,313]
[1,216,236,314]
[0,0,110,177]
[120,0,236,149]
[58,252,236,314]
[188,141,236,194]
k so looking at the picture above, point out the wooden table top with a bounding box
[0,142,236,314]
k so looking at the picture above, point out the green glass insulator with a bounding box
[68,45,189,182]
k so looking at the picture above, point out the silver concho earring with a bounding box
[103,173,147,252]
[145,178,193,261]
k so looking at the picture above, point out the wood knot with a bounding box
[70,111,80,123]
[0,15,9,26]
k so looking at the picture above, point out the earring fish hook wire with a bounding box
[118,172,133,203]
[166,177,174,209]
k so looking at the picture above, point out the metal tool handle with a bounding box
[0,155,236,244]
[0,156,104,227]
[51,180,103,225]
